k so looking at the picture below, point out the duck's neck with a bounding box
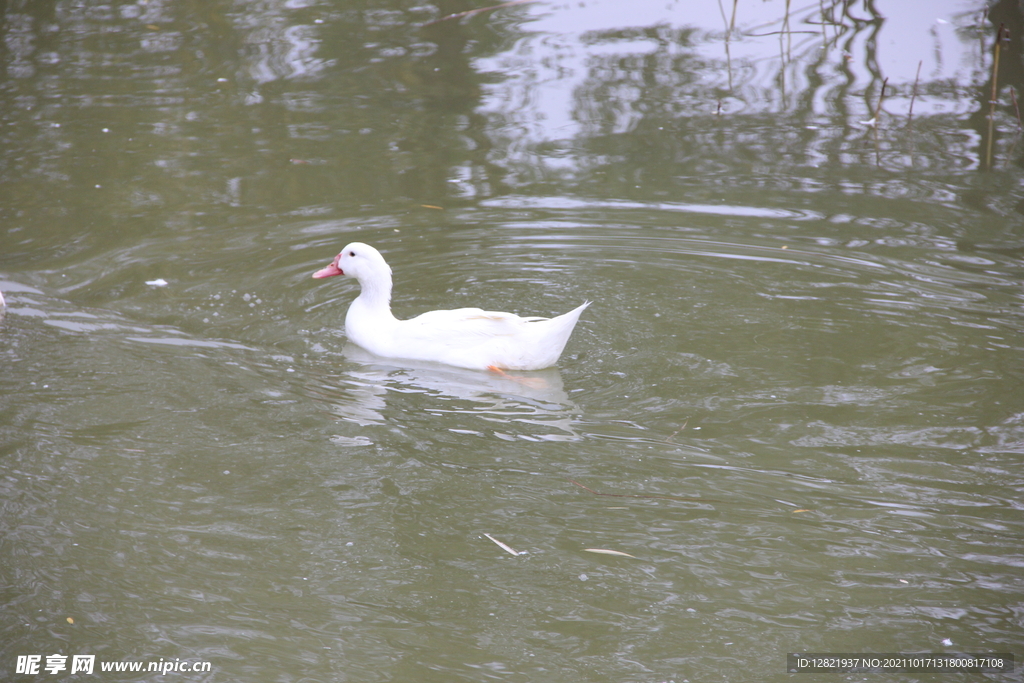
[354,272,395,317]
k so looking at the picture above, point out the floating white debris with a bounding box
[146,278,169,287]
[941,638,953,646]
[329,435,372,447]
[583,548,637,559]
[483,533,524,556]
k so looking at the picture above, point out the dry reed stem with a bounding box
[986,24,1008,169]
[908,60,922,123]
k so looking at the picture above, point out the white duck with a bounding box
[312,243,589,371]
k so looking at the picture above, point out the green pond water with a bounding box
[1,1,1022,681]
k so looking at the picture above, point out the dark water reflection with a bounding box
[3,1,1024,682]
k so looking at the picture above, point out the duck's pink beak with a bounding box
[312,257,343,279]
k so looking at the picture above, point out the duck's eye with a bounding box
[349,250,356,257]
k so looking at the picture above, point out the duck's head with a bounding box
[312,242,391,282]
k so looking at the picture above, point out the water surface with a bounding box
[2,1,1023,682]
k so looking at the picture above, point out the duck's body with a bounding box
[313,243,589,371]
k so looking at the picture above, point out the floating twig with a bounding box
[483,533,524,556]
[583,548,637,559]
[667,419,689,442]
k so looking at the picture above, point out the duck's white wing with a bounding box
[402,307,545,340]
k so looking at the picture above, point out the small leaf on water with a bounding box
[66,617,74,624]
[583,548,636,559]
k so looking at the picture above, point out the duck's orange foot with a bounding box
[487,365,548,389]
